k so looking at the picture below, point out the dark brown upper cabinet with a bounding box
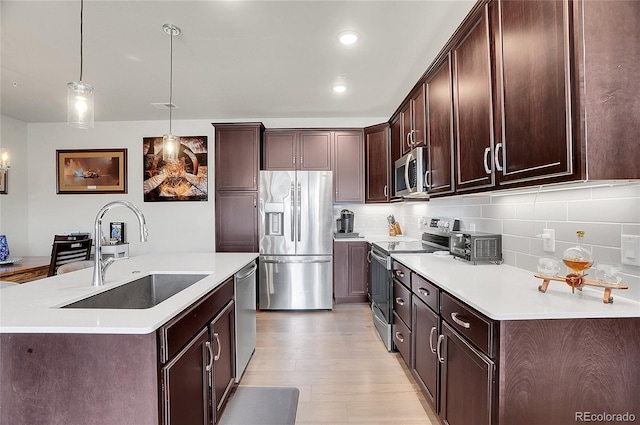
[364,123,391,203]
[333,130,365,203]
[453,4,496,193]
[400,84,427,156]
[492,0,573,186]
[214,123,262,191]
[426,55,455,196]
[263,130,332,171]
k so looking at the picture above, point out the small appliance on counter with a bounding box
[334,209,360,238]
[449,231,503,265]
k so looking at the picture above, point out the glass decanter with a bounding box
[563,230,593,292]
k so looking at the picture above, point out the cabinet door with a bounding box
[215,124,261,191]
[411,84,427,148]
[263,131,296,170]
[400,103,412,155]
[333,131,364,203]
[210,301,236,424]
[453,5,495,192]
[440,322,494,425]
[333,241,368,304]
[299,131,332,170]
[412,297,439,409]
[494,0,572,185]
[333,241,348,301]
[426,55,455,195]
[215,191,258,252]
[161,328,211,425]
[364,123,391,203]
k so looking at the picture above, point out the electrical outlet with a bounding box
[621,234,640,266]
[542,229,555,253]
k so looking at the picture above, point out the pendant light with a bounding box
[162,24,181,162]
[0,149,10,170]
[67,0,94,129]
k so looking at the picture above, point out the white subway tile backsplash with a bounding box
[515,201,568,221]
[568,198,640,223]
[502,220,540,238]
[622,224,640,236]
[547,221,622,247]
[503,235,530,254]
[590,182,640,200]
[482,203,517,219]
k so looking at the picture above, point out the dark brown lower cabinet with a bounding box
[210,301,236,423]
[333,241,368,303]
[411,297,439,407]
[161,328,211,425]
[440,322,494,425]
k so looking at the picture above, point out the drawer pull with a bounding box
[429,326,437,354]
[395,297,405,306]
[213,333,222,361]
[418,287,430,297]
[451,312,471,329]
[395,332,405,343]
[395,270,405,278]
[437,334,445,363]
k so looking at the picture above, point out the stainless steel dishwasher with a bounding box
[234,261,257,382]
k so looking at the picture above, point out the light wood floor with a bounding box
[238,303,439,424]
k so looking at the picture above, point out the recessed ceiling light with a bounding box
[333,84,348,93]
[338,31,359,45]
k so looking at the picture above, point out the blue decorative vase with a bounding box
[0,235,8,261]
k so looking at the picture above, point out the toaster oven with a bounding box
[449,232,503,265]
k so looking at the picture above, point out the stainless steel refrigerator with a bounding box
[259,170,333,310]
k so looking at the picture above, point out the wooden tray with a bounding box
[535,274,628,304]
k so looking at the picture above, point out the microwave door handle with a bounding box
[405,152,413,193]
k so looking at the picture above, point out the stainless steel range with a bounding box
[370,218,459,351]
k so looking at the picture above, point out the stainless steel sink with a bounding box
[62,273,209,309]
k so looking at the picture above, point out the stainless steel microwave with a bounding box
[394,147,429,198]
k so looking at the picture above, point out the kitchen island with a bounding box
[391,253,640,425]
[0,252,258,425]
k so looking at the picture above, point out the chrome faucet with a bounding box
[92,200,148,286]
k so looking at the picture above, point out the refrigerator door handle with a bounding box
[290,182,295,242]
[297,182,302,242]
[260,258,331,264]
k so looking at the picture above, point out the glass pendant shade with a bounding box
[0,149,10,169]
[67,81,94,129]
[162,133,179,162]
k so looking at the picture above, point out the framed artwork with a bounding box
[0,169,6,194]
[109,222,125,244]
[56,149,127,194]
[143,136,208,202]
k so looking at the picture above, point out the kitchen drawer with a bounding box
[393,279,412,327]
[393,312,411,366]
[159,277,234,363]
[392,261,411,288]
[440,291,496,358]
[411,272,438,313]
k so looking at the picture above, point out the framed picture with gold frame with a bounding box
[0,169,7,194]
[56,149,127,194]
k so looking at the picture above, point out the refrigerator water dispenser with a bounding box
[265,203,284,236]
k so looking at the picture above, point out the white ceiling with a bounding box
[1,0,476,124]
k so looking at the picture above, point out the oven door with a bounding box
[369,247,393,351]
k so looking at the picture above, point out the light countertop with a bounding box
[392,253,640,321]
[334,234,418,243]
[0,252,258,334]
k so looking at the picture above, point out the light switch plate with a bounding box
[621,235,640,266]
[542,229,555,253]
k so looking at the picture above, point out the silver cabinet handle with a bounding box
[424,170,431,189]
[451,312,471,329]
[418,288,430,297]
[213,333,221,361]
[205,341,214,372]
[366,250,372,264]
[292,155,295,165]
[384,185,388,197]
[437,334,445,363]
[290,182,295,242]
[406,132,412,148]
[253,175,257,186]
[429,326,437,353]
[395,332,404,343]
[395,270,405,278]
[483,147,491,174]
[395,297,405,306]
[495,142,503,172]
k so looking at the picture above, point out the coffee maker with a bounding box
[336,209,355,234]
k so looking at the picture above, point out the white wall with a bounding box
[0,116,29,255]
[9,115,386,258]
[337,182,640,301]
